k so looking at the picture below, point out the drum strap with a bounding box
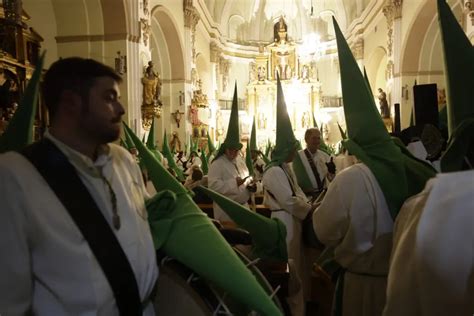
[20,139,143,316]
[303,149,324,191]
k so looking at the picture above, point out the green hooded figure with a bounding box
[245,117,256,176]
[122,123,282,316]
[214,83,243,160]
[0,53,45,153]
[332,17,436,220]
[206,133,217,160]
[265,74,300,170]
[437,0,474,172]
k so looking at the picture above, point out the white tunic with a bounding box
[384,170,474,316]
[313,163,393,316]
[0,134,158,316]
[262,163,311,316]
[295,148,331,190]
[207,154,250,223]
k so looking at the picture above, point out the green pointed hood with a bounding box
[245,141,255,176]
[216,83,243,158]
[200,149,209,175]
[123,122,281,315]
[250,117,257,151]
[146,118,156,149]
[190,135,199,155]
[162,131,185,181]
[265,74,299,170]
[206,134,216,159]
[363,67,373,94]
[0,53,45,153]
[122,124,136,150]
[197,185,287,262]
[337,121,347,140]
[333,17,436,219]
[437,0,474,172]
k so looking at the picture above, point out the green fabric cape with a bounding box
[122,123,282,315]
[333,17,436,220]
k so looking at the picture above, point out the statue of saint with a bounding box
[378,88,390,118]
[142,61,162,106]
[273,16,288,43]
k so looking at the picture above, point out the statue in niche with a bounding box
[273,16,288,43]
[378,88,390,118]
[170,131,182,152]
[257,66,266,81]
[249,62,256,82]
[301,65,309,81]
[142,61,162,105]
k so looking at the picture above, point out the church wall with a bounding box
[318,54,341,97]
[22,0,58,67]
[363,14,387,93]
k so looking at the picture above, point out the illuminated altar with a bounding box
[245,16,323,148]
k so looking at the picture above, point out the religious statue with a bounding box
[273,16,288,43]
[170,131,182,152]
[378,88,390,118]
[142,61,162,106]
[257,66,266,81]
[189,103,200,125]
[249,62,256,83]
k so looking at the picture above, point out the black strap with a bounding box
[20,139,142,316]
[303,149,323,191]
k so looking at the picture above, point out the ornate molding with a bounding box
[352,35,364,60]
[140,18,151,46]
[392,0,403,19]
[210,42,221,62]
[383,3,394,57]
[184,7,200,31]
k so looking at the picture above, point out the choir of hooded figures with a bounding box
[384,1,474,315]
[312,17,436,316]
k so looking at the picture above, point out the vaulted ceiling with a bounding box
[203,0,372,43]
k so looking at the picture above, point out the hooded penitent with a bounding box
[122,123,282,316]
[206,133,216,160]
[332,17,436,220]
[265,74,300,170]
[145,118,163,163]
[0,53,45,153]
[200,149,209,175]
[214,83,243,159]
[161,131,185,181]
[437,0,474,172]
[245,117,256,176]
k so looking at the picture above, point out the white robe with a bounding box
[295,148,331,190]
[262,163,311,316]
[207,154,250,223]
[0,135,158,316]
[384,170,474,316]
[313,163,393,316]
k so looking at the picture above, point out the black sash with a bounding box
[303,149,323,191]
[20,139,143,316]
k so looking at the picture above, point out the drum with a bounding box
[153,248,284,315]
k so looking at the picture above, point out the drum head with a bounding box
[153,248,284,315]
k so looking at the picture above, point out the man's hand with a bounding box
[236,177,245,186]
[325,157,336,174]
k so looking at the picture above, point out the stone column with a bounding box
[183,1,200,142]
